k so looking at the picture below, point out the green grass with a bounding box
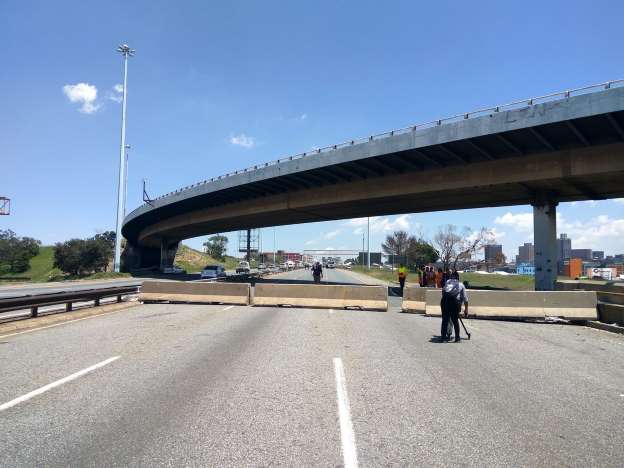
[174,244,240,273]
[0,246,62,282]
[351,266,535,290]
[0,246,132,283]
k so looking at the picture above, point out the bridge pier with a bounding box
[160,239,179,271]
[532,200,558,291]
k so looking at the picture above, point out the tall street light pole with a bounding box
[123,144,130,217]
[114,44,135,272]
[367,217,370,269]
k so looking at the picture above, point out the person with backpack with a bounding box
[312,261,323,284]
[440,271,469,342]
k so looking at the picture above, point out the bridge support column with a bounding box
[532,200,558,291]
[160,239,179,271]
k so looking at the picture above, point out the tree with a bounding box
[53,239,86,276]
[406,238,439,267]
[494,251,507,266]
[433,224,495,270]
[203,235,228,260]
[0,230,41,273]
[382,231,411,263]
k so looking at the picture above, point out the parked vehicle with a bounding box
[286,260,295,270]
[258,263,266,271]
[326,260,336,269]
[201,265,226,280]
[236,261,251,274]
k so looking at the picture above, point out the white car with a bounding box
[236,261,251,274]
[201,265,226,280]
[326,261,336,269]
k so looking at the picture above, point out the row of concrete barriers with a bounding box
[402,286,598,320]
[139,281,388,311]
[556,280,623,325]
[140,280,599,320]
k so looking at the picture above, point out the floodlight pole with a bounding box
[367,217,370,269]
[123,144,130,217]
[114,44,134,272]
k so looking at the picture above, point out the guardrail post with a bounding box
[66,302,72,312]
[30,306,38,318]
[94,298,100,307]
[117,295,123,303]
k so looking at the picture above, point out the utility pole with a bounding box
[273,227,276,264]
[114,44,135,272]
[367,217,370,269]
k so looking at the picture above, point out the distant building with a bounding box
[592,251,604,260]
[562,258,583,278]
[484,244,503,264]
[557,233,572,260]
[571,249,593,261]
[516,242,534,264]
[608,264,624,276]
[516,262,535,276]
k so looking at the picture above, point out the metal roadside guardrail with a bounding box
[0,285,140,320]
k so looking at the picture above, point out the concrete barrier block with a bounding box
[543,291,597,320]
[253,284,387,311]
[401,286,428,313]
[597,303,624,325]
[424,289,598,321]
[469,291,545,319]
[140,281,250,305]
[425,289,442,316]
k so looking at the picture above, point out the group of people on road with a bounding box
[398,264,469,342]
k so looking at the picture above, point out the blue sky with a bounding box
[2,0,623,259]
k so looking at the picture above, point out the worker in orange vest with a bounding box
[398,263,407,295]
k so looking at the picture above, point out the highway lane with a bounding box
[266,267,375,285]
[1,301,623,466]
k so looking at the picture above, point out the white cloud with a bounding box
[62,82,100,114]
[613,198,624,204]
[346,214,412,235]
[300,113,307,120]
[559,214,624,252]
[109,83,124,103]
[494,212,533,233]
[305,239,318,246]
[230,133,256,148]
[324,229,342,240]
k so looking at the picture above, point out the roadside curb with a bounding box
[586,321,624,335]
[0,301,141,337]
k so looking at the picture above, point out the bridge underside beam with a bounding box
[132,142,624,249]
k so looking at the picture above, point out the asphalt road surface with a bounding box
[1,295,622,467]
[266,267,377,285]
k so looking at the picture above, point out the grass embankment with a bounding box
[351,266,535,290]
[0,246,61,282]
[0,246,131,283]
[0,243,242,282]
[174,244,239,273]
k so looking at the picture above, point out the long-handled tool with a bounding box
[459,316,471,340]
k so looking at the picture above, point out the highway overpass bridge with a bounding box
[122,81,624,289]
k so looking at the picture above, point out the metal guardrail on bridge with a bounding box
[0,285,140,320]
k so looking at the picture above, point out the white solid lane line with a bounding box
[222,305,235,311]
[0,356,121,412]
[333,357,358,468]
